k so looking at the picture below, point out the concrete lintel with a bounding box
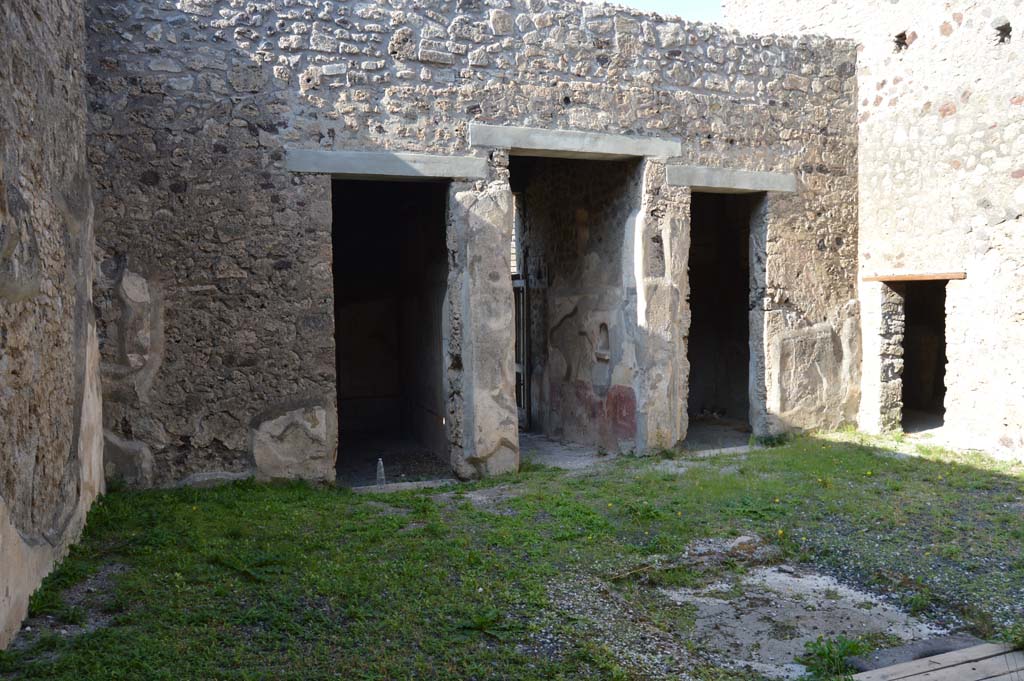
[469,123,681,159]
[666,164,798,193]
[285,149,488,180]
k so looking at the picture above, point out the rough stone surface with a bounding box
[517,157,645,451]
[662,565,945,679]
[860,281,905,432]
[251,404,337,482]
[103,430,155,488]
[723,0,1024,456]
[83,0,859,484]
[447,174,520,477]
[0,0,104,647]
[519,432,619,470]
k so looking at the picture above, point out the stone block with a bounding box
[251,404,337,482]
[388,27,415,60]
[228,63,267,93]
[768,322,854,431]
[468,124,681,159]
[417,40,455,65]
[488,9,514,35]
[285,149,488,180]
[103,430,155,488]
[666,165,797,193]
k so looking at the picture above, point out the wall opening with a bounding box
[684,192,761,450]
[996,22,1012,44]
[331,179,450,485]
[508,156,641,452]
[900,280,947,432]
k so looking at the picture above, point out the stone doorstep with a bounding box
[682,444,758,459]
[847,633,986,672]
[350,478,458,493]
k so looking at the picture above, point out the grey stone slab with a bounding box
[666,164,798,193]
[285,149,488,179]
[469,123,681,159]
[174,470,255,488]
[350,478,458,493]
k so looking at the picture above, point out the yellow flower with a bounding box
[865,470,873,476]
[777,529,784,537]
[774,498,780,504]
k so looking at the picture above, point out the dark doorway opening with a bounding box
[900,280,947,432]
[331,179,451,486]
[507,156,641,452]
[684,192,761,450]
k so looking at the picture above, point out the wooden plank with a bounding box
[862,272,966,282]
[905,650,1024,680]
[986,672,1024,681]
[854,643,1014,680]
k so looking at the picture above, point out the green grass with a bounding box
[1,434,1022,679]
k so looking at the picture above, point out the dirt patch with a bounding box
[399,520,428,533]
[686,534,784,566]
[363,500,411,516]
[540,535,947,679]
[11,563,129,654]
[545,573,698,677]
[650,459,704,475]
[661,565,946,679]
[519,433,616,471]
[432,484,524,515]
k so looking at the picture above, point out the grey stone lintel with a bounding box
[666,165,798,193]
[285,149,489,180]
[469,123,681,159]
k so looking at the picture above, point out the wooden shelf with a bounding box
[862,272,966,282]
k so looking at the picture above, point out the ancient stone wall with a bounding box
[724,0,1024,455]
[86,0,859,483]
[0,0,104,649]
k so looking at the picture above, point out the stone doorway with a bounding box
[683,192,763,450]
[898,280,947,433]
[331,179,451,486]
[508,156,643,453]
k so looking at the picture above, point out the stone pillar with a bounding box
[858,280,904,433]
[748,196,776,437]
[445,162,519,478]
[633,160,689,451]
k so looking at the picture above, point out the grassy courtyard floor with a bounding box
[2,433,1022,680]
